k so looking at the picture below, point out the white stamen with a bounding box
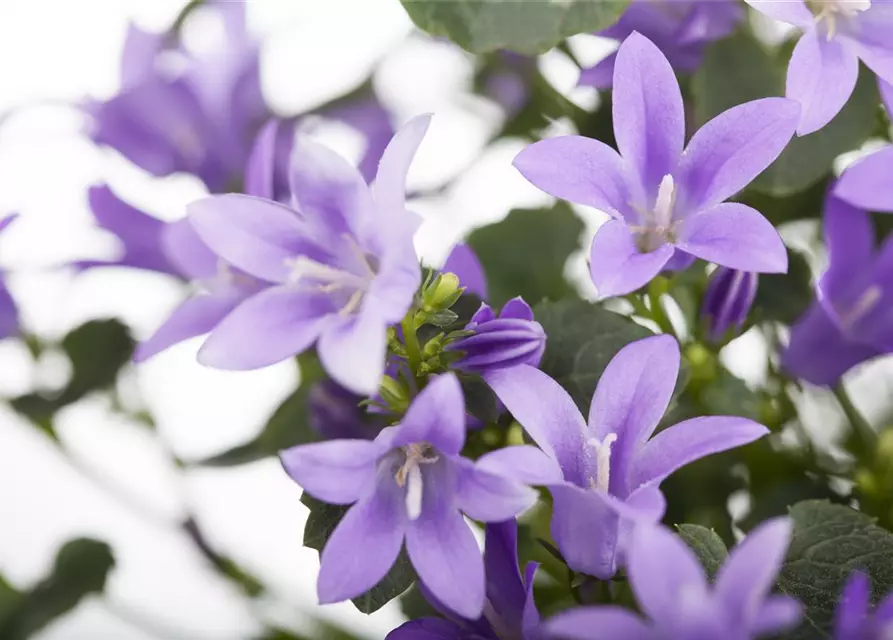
[809,0,871,40]
[283,249,375,316]
[654,174,677,229]
[587,433,617,493]
[395,443,440,521]
[628,174,679,252]
[405,464,423,521]
[838,285,882,332]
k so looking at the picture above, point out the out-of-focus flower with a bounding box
[448,298,546,375]
[442,243,488,301]
[579,0,743,89]
[387,519,540,640]
[701,267,759,343]
[515,33,795,298]
[835,143,893,215]
[745,0,893,135]
[784,193,893,386]
[0,214,20,339]
[487,334,769,579]
[280,374,559,618]
[834,571,893,639]
[184,115,430,394]
[308,379,382,441]
[481,52,536,118]
[546,518,801,639]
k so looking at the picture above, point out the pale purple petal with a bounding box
[120,24,162,88]
[835,572,871,639]
[550,483,621,579]
[820,194,874,302]
[391,373,465,456]
[512,136,629,218]
[679,98,800,211]
[475,445,564,485]
[279,439,382,505]
[743,0,814,28]
[441,243,488,300]
[751,596,803,636]
[612,32,685,200]
[161,218,219,281]
[546,606,654,640]
[485,365,588,486]
[373,114,432,216]
[245,120,279,200]
[676,202,788,273]
[367,252,422,325]
[317,303,389,395]
[500,297,534,320]
[455,462,539,522]
[198,287,332,370]
[578,52,617,90]
[589,219,674,298]
[786,30,859,136]
[835,146,893,213]
[845,25,893,88]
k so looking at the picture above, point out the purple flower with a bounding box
[701,267,759,343]
[783,193,893,386]
[834,143,893,215]
[0,214,20,340]
[486,334,769,579]
[308,379,382,441]
[745,0,893,135]
[514,33,796,298]
[442,243,488,301]
[448,298,546,374]
[387,519,540,640]
[579,0,743,89]
[182,115,431,394]
[280,374,560,618]
[546,518,802,639]
[834,571,893,639]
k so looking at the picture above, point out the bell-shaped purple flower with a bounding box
[783,193,893,386]
[745,0,893,135]
[701,267,759,343]
[0,214,20,340]
[487,334,769,579]
[834,571,893,639]
[515,33,797,298]
[448,298,546,375]
[580,0,743,89]
[546,518,802,639]
[280,374,560,619]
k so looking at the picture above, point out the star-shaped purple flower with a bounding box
[834,571,893,639]
[487,334,769,579]
[515,33,797,298]
[745,0,893,135]
[546,518,802,639]
[281,374,560,619]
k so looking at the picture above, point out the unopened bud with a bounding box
[422,272,463,313]
[701,267,758,344]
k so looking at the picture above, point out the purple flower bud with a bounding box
[448,297,546,374]
[701,267,758,343]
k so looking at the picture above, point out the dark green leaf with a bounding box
[400,0,629,55]
[700,370,762,421]
[753,250,813,325]
[676,524,727,581]
[778,500,893,639]
[468,204,584,308]
[462,376,501,425]
[534,298,652,412]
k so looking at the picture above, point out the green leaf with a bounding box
[534,298,652,412]
[693,32,878,197]
[700,370,762,421]
[400,0,629,55]
[777,500,893,639]
[301,494,416,614]
[468,204,584,308]
[1,539,114,640]
[753,249,813,325]
[676,524,727,581]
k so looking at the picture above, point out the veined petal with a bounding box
[317,302,389,396]
[280,439,382,505]
[786,30,858,136]
[455,461,538,522]
[475,445,564,486]
[391,373,466,456]
[441,243,488,300]
[820,194,875,302]
[743,0,814,28]
[676,202,788,274]
[550,483,621,580]
[589,219,674,298]
[835,146,893,213]
[244,119,279,200]
[546,606,655,640]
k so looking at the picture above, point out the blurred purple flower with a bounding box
[387,519,540,640]
[701,267,759,343]
[745,0,893,135]
[515,33,795,297]
[280,374,559,618]
[308,379,382,441]
[185,115,430,394]
[487,334,769,579]
[0,214,20,339]
[834,571,893,639]
[835,143,893,215]
[546,518,801,639]
[784,193,893,386]
[579,0,743,89]
[442,243,488,301]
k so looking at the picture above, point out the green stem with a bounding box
[402,313,423,378]
[647,288,677,339]
[833,384,876,452]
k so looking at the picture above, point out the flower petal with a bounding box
[578,52,618,90]
[612,32,685,201]
[546,606,655,640]
[0,276,18,340]
[391,373,466,456]
[676,202,788,273]
[834,572,871,640]
[120,24,162,87]
[500,296,534,320]
[475,445,565,486]
[743,0,814,28]
[385,619,467,640]
[161,218,220,281]
[819,194,875,303]
[280,439,383,505]
[512,136,629,217]
[550,483,621,579]
[317,302,390,396]
[484,365,588,486]
[483,521,527,632]
[786,30,859,136]
[678,98,800,211]
[244,119,279,200]
[455,461,538,522]
[441,243,488,300]
[589,219,674,298]
[835,146,893,213]
[751,596,804,637]
[374,114,432,217]
[198,286,332,370]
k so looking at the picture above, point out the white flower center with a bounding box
[630,174,679,252]
[809,0,871,39]
[587,433,617,493]
[395,443,440,521]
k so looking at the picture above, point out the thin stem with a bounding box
[833,384,876,452]
[401,313,423,379]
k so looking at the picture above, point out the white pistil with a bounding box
[587,433,617,493]
[395,443,440,521]
[405,464,424,521]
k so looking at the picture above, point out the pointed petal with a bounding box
[678,98,800,210]
[391,373,465,456]
[743,0,814,28]
[441,243,488,300]
[121,24,162,88]
[385,619,466,640]
[475,445,564,485]
[630,416,769,490]
[521,561,541,633]
[786,30,858,135]
[589,219,674,297]
[484,365,588,486]
[280,439,382,505]
[317,303,389,396]
[835,146,893,213]
[676,202,787,273]
[374,114,432,216]
[198,286,331,370]
[161,218,219,281]
[612,32,685,199]
[367,251,422,325]
[546,606,654,640]
[512,136,629,217]
[483,521,527,631]
[455,461,538,522]
[751,596,803,636]
[134,291,246,362]
[244,120,279,199]
[819,194,875,302]
[716,517,793,626]
[834,572,870,639]
[500,297,534,321]
[550,483,621,579]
